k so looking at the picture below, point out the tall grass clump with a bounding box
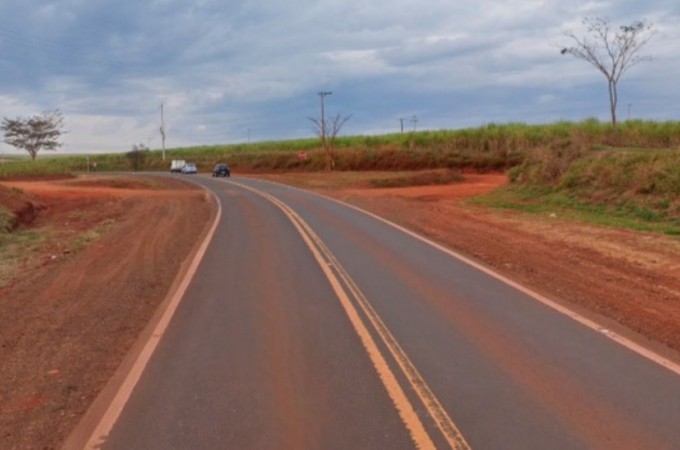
[0,204,15,233]
[502,147,680,234]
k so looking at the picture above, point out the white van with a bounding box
[170,160,186,173]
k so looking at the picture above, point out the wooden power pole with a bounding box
[160,103,166,161]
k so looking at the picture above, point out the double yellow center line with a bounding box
[233,181,471,450]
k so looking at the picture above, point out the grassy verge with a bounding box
[0,228,47,288]
[254,169,466,191]
[70,219,117,251]
[475,187,680,235]
[367,169,464,188]
[0,205,15,232]
[481,146,680,235]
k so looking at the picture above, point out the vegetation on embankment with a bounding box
[1,119,679,176]
[1,118,679,233]
[0,185,39,233]
[0,184,44,287]
[480,146,680,235]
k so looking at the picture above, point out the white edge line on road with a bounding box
[342,200,680,378]
[81,188,222,450]
[243,177,680,378]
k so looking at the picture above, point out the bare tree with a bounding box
[310,113,352,170]
[126,143,149,171]
[1,110,65,160]
[561,17,654,128]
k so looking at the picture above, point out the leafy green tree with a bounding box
[1,110,65,160]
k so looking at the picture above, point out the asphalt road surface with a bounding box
[89,175,680,450]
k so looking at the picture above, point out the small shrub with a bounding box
[0,205,17,233]
[368,169,463,188]
[126,144,149,171]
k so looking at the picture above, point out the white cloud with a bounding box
[0,0,676,152]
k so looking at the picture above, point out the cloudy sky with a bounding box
[0,0,678,154]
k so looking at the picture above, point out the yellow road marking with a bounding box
[314,237,471,450]
[232,181,471,450]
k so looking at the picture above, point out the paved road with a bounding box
[95,175,680,450]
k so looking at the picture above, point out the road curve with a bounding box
[87,175,680,450]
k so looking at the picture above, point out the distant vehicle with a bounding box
[212,163,231,177]
[170,160,186,173]
[181,162,198,174]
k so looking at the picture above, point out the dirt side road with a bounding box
[0,175,215,450]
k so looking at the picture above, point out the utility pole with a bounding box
[247,128,252,144]
[399,118,406,133]
[318,91,332,146]
[410,115,418,132]
[160,103,166,161]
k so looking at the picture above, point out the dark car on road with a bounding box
[212,163,231,177]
